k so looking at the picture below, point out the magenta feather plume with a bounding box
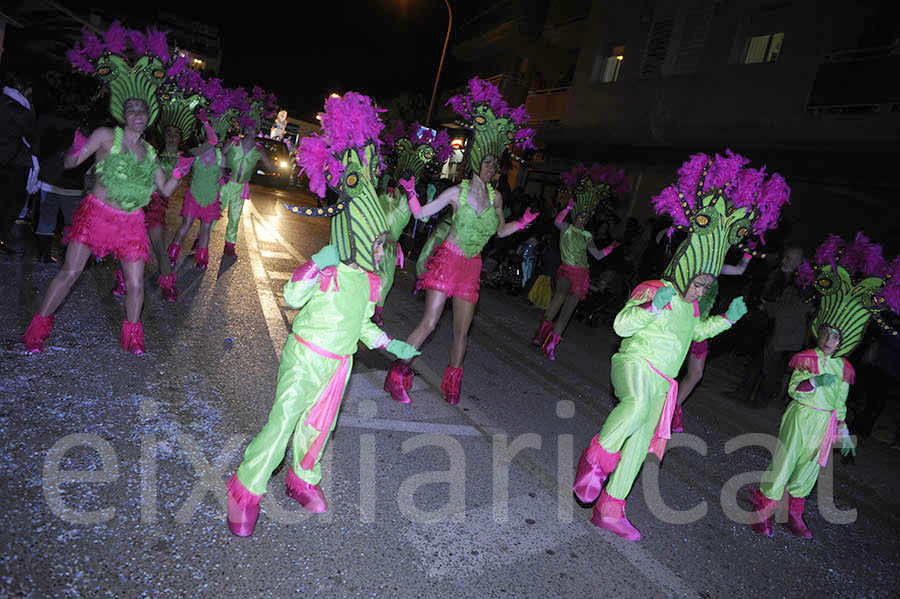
[103,21,128,55]
[81,29,104,59]
[165,54,188,78]
[237,115,256,130]
[147,28,168,60]
[839,232,888,278]
[814,234,845,271]
[797,260,815,287]
[433,129,453,162]
[876,256,900,313]
[296,136,334,198]
[705,149,749,191]
[675,153,709,211]
[67,48,95,73]
[446,95,468,117]
[513,127,536,151]
[510,105,529,126]
[560,164,583,189]
[127,30,147,55]
[652,186,691,227]
[751,172,790,236]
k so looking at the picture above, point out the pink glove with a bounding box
[196,109,217,146]
[555,198,575,224]
[67,129,88,157]
[516,207,539,230]
[396,242,405,269]
[601,240,622,257]
[399,177,421,214]
[172,154,195,180]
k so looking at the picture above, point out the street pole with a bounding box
[425,0,452,127]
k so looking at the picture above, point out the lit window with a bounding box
[743,32,784,64]
[590,45,625,84]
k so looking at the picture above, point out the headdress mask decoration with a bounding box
[382,120,453,181]
[198,80,247,141]
[446,77,536,173]
[239,85,279,131]
[796,233,899,357]
[67,22,187,126]
[560,163,628,220]
[652,149,790,296]
[291,92,390,272]
[156,68,207,144]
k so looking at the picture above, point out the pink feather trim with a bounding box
[788,350,820,375]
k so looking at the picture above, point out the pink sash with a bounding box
[802,403,839,467]
[645,360,679,461]
[295,334,350,470]
[241,182,251,200]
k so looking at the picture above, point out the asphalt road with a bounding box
[2,184,898,598]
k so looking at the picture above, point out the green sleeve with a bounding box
[787,368,816,401]
[358,298,388,349]
[692,315,732,342]
[282,262,320,309]
[613,296,658,338]
[387,189,412,242]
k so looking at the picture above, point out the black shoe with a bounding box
[0,239,14,255]
[35,236,57,263]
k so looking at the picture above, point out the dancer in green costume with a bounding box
[383,77,538,406]
[225,92,420,537]
[372,120,452,326]
[218,87,278,259]
[23,23,191,354]
[749,233,900,538]
[573,150,790,541]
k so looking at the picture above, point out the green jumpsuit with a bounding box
[220,140,262,243]
[377,188,412,307]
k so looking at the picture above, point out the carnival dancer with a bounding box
[166,79,238,269]
[532,164,626,360]
[383,77,538,405]
[572,150,790,540]
[23,23,191,354]
[226,92,420,537]
[218,87,278,259]
[749,233,899,538]
[112,68,206,300]
[374,120,452,326]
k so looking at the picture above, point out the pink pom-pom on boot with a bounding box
[749,486,779,537]
[785,493,813,539]
[111,269,127,296]
[167,242,180,267]
[384,360,413,404]
[371,305,384,328]
[542,331,562,360]
[591,490,642,541]
[24,313,54,353]
[573,434,621,504]
[285,467,328,513]
[227,474,262,537]
[223,241,237,258]
[441,365,463,405]
[158,273,178,302]
[532,319,553,346]
[120,320,145,354]
[195,247,209,270]
[671,404,684,433]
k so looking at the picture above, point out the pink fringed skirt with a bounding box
[181,188,222,223]
[64,194,149,262]
[144,192,168,230]
[556,263,590,300]
[688,340,709,360]
[417,241,482,304]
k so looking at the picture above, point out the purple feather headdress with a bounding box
[651,149,790,240]
[445,77,536,153]
[382,120,453,164]
[296,92,386,198]
[561,163,629,194]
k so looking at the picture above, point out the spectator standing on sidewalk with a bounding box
[0,70,40,254]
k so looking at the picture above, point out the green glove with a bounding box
[651,286,676,310]
[427,184,437,203]
[812,373,837,387]
[725,297,747,322]
[840,434,856,457]
[312,245,340,269]
[387,339,421,360]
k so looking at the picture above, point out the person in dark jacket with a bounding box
[0,71,39,253]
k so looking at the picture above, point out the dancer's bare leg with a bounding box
[121,259,145,322]
[553,294,580,335]
[37,241,93,316]
[543,276,571,321]
[449,296,477,367]
[406,289,449,351]
[677,353,706,407]
[148,227,171,277]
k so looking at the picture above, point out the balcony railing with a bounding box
[807,46,900,114]
[525,86,572,124]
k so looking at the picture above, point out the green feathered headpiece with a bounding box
[560,164,628,220]
[156,69,206,144]
[381,120,453,182]
[289,92,390,273]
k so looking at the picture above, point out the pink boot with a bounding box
[227,474,262,537]
[441,365,463,405]
[223,241,237,258]
[785,493,813,539]
[384,360,413,404]
[671,404,684,433]
[195,247,209,270]
[542,331,562,360]
[591,490,642,541]
[285,466,328,513]
[24,313,54,353]
[120,320,146,354]
[750,486,780,537]
[532,319,553,346]
[158,273,178,302]
[111,269,126,297]
[372,305,384,328]
[167,242,181,267]
[573,434,621,504]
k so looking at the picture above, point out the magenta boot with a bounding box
[285,466,328,513]
[785,493,813,539]
[384,360,413,404]
[532,319,553,346]
[24,313,54,353]
[591,490,642,541]
[167,242,181,267]
[158,273,178,302]
[371,305,384,328]
[574,434,621,504]
[542,331,562,360]
[195,247,209,270]
[223,241,237,258]
[120,320,145,354]
[112,269,126,296]
[441,365,463,405]
[750,486,780,537]
[671,404,684,433]
[227,474,262,537]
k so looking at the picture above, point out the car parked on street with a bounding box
[250,138,293,188]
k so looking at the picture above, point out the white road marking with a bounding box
[339,414,482,437]
[260,250,295,260]
[245,202,306,263]
[243,211,289,358]
[266,271,293,281]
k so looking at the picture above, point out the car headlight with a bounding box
[279,160,289,171]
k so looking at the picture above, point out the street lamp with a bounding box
[425,0,452,127]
